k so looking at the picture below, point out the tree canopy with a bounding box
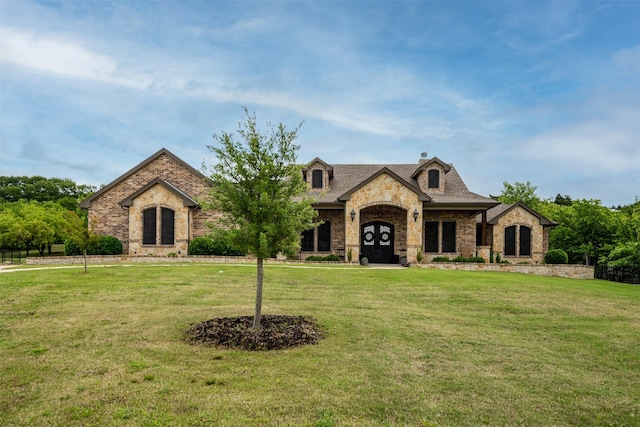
[0,200,78,256]
[204,108,316,329]
[0,176,96,211]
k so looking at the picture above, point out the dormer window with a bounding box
[428,169,440,189]
[312,170,323,189]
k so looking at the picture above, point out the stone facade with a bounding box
[81,149,554,265]
[342,173,424,263]
[485,203,553,265]
[80,149,215,255]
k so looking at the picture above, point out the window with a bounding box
[143,208,156,245]
[301,228,314,251]
[312,170,323,189]
[519,226,531,256]
[504,225,516,256]
[317,221,331,251]
[425,222,438,252]
[161,208,174,245]
[442,221,456,252]
[428,169,440,189]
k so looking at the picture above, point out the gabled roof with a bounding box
[337,167,431,202]
[303,157,334,178]
[480,202,557,225]
[79,148,207,209]
[411,156,452,179]
[307,159,498,208]
[119,178,198,207]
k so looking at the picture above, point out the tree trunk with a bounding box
[253,257,264,329]
[83,248,88,274]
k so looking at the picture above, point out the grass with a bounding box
[1,264,639,426]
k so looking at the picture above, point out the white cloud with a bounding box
[524,109,640,172]
[2,28,117,80]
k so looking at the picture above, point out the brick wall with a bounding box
[423,210,476,259]
[86,152,215,254]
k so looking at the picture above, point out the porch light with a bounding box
[413,209,419,222]
[350,209,356,222]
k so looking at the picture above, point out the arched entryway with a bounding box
[361,221,395,263]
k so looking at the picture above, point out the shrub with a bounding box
[189,237,216,255]
[189,236,247,256]
[545,249,569,264]
[452,256,486,263]
[305,254,341,262]
[432,256,450,262]
[99,236,123,255]
[65,236,122,256]
[64,239,81,256]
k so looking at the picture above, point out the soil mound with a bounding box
[186,315,323,351]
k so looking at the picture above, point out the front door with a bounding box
[361,222,394,263]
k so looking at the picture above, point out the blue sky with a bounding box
[1,0,639,207]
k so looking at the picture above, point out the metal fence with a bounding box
[1,250,23,264]
[595,265,640,285]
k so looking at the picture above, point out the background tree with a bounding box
[205,108,317,329]
[0,176,96,212]
[492,181,542,210]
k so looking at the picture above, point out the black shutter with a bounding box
[143,208,156,245]
[425,222,438,252]
[504,225,516,256]
[301,228,314,251]
[312,170,323,189]
[442,221,456,253]
[519,226,531,256]
[161,208,174,245]
[317,221,331,251]
[428,169,440,188]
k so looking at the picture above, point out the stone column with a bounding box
[345,202,360,262]
[406,204,423,263]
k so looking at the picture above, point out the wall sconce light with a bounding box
[413,209,419,222]
[350,209,356,222]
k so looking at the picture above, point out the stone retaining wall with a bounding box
[418,262,594,279]
[25,256,594,279]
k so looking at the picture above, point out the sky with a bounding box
[1,0,639,207]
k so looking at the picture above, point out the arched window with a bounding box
[312,170,323,189]
[519,226,531,256]
[161,208,174,245]
[143,208,156,245]
[428,169,440,189]
[504,225,516,256]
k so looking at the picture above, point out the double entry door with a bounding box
[361,221,394,263]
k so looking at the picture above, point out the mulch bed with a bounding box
[185,315,324,351]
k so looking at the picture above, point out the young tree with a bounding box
[204,108,316,329]
[66,213,100,273]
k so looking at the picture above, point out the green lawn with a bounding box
[1,264,639,426]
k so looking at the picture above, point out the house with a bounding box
[79,148,216,256]
[80,148,555,264]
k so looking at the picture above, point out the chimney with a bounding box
[419,152,429,164]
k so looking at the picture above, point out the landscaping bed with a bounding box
[186,315,324,350]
